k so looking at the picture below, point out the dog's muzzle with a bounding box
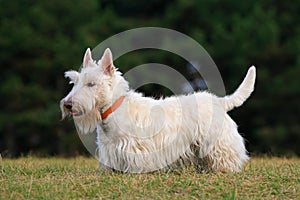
[63,100,83,117]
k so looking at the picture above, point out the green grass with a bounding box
[0,156,299,200]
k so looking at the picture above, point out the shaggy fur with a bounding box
[60,48,256,173]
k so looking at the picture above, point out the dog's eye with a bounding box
[87,82,96,87]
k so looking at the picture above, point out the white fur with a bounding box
[60,48,256,173]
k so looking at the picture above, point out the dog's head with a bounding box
[60,48,121,133]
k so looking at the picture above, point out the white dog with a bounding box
[60,48,256,173]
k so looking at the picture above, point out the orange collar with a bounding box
[101,96,125,119]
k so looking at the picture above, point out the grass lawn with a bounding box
[0,156,299,199]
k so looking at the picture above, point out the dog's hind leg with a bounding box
[206,119,249,172]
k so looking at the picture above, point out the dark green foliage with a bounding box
[0,0,299,157]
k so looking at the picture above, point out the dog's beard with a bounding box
[60,100,101,134]
[73,108,101,134]
[60,99,101,134]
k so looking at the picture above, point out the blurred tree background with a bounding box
[0,0,299,157]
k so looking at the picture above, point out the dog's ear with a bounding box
[101,48,115,76]
[83,48,92,68]
[65,70,79,84]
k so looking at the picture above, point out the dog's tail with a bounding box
[223,66,256,112]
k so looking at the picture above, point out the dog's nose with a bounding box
[63,101,73,111]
